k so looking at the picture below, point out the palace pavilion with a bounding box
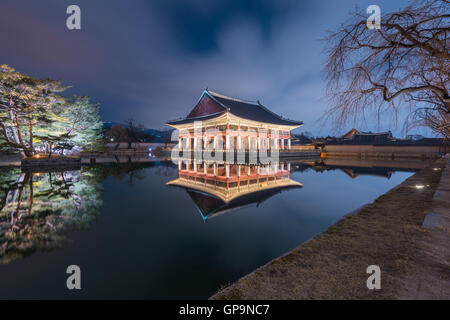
[166,89,303,151]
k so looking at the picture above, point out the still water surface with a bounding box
[0,158,418,299]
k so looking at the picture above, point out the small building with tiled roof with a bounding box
[326,128,394,145]
[166,89,303,151]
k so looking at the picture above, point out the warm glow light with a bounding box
[415,184,425,189]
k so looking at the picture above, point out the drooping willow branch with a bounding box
[323,0,449,138]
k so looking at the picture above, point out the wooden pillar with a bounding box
[186,136,191,149]
[257,129,260,151]
[226,123,230,151]
[288,138,291,150]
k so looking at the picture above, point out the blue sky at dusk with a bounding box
[2,0,432,137]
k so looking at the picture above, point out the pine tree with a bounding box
[0,65,105,157]
[0,65,66,157]
[54,96,105,154]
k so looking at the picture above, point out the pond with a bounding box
[0,157,424,299]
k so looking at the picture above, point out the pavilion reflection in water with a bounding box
[167,159,302,221]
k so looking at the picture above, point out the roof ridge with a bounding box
[206,89,259,105]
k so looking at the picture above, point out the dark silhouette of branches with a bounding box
[323,0,449,137]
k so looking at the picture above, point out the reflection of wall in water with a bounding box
[288,158,429,179]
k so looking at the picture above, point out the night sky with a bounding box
[2,0,427,136]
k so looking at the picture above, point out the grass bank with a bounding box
[211,157,449,299]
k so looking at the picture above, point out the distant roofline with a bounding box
[342,128,392,138]
[355,131,392,136]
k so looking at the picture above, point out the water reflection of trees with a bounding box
[0,162,178,264]
[0,167,104,264]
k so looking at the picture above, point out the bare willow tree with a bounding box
[323,0,449,138]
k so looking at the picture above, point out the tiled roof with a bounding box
[166,89,303,127]
[170,182,302,219]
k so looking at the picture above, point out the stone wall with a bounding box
[323,144,447,159]
[21,157,81,167]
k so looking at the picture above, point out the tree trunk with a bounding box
[8,109,21,147]
[10,108,31,157]
[27,173,33,216]
[0,122,11,143]
[27,105,34,154]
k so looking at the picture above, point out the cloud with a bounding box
[3,0,426,136]
[117,1,335,133]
